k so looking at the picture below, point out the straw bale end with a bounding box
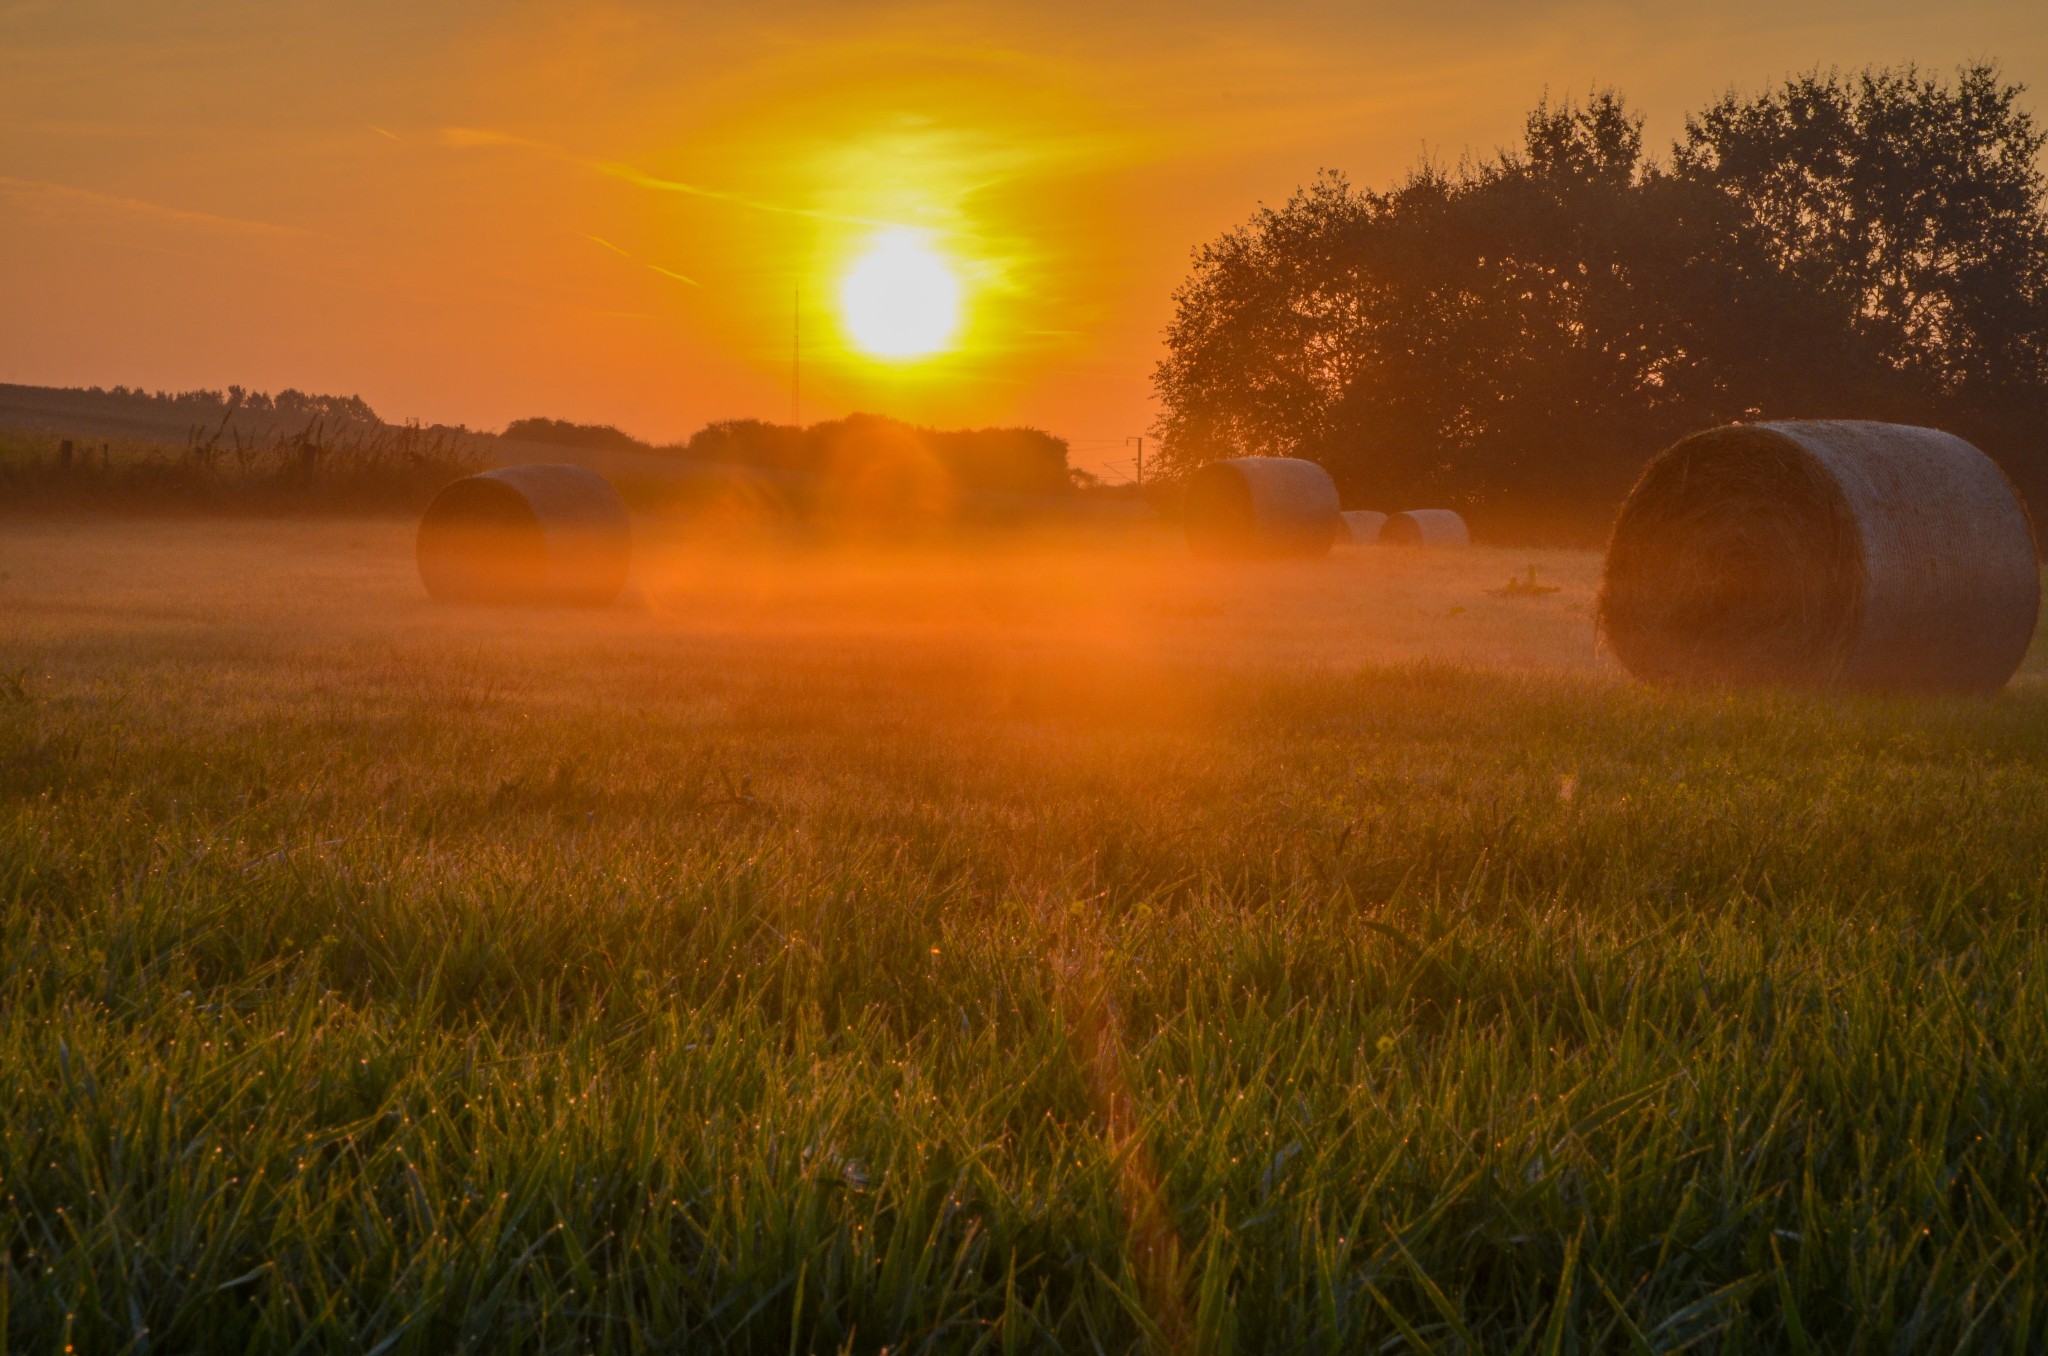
[417,464,633,607]
[1598,420,2038,693]
[1183,457,1341,558]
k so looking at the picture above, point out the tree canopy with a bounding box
[1153,64,2048,542]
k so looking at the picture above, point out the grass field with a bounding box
[3,517,2048,1352]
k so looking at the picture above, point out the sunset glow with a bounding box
[2,3,2044,475]
[9,2,2048,1347]
[840,230,961,359]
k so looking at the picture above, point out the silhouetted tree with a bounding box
[502,417,653,454]
[1154,64,2048,541]
[677,413,1072,502]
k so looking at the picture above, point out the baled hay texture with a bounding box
[1341,510,1388,545]
[1382,509,1470,547]
[417,464,633,607]
[1184,457,1341,558]
[1598,421,2039,693]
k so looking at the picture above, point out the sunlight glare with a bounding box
[840,229,961,359]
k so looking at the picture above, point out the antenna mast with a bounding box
[791,287,801,428]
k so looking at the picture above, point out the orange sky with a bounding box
[3,1,2043,478]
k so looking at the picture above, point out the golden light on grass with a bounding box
[839,228,962,359]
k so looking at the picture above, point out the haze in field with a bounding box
[4,0,2044,476]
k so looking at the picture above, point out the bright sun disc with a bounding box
[840,229,960,359]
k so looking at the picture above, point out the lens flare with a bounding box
[839,229,960,359]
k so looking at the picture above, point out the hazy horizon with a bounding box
[4,0,2044,477]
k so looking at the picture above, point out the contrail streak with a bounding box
[439,127,894,228]
[582,234,702,288]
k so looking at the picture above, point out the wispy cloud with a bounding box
[0,174,304,236]
[439,126,893,228]
[582,233,701,288]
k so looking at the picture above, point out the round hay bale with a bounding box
[1340,510,1388,545]
[1382,509,1470,547]
[417,464,632,606]
[1183,457,1340,558]
[1598,420,2039,693]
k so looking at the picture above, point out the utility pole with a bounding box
[791,287,800,428]
[1125,435,1144,487]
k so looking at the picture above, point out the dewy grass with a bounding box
[2,523,2048,1351]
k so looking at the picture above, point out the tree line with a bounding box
[511,412,1075,499]
[1152,64,2048,542]
[5,384,1078,525]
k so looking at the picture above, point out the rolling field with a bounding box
[4,517,2048,1352]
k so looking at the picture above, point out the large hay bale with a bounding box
[1184,457,1340,558]
[1382,509,1470,547]
[417,464,632,606]
[1599,420,2039,693]
[1341,510,1388,545]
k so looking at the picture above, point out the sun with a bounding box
[839,229,961,359]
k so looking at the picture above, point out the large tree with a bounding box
[1153,65,2048,541]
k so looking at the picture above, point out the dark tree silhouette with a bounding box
[1154,64,2048,542]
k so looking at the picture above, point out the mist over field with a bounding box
[2,517,2047,1348]
[8,6,2048,1349]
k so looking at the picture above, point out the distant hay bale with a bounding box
[1184,457,1340,558]
[1340,510,1388,545]
[1598,420,2039,693]
[417,464,632,606]
[1382,509,1470,547]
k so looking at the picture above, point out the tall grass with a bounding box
[0,422,483,516]
[2,553,2047,1350]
